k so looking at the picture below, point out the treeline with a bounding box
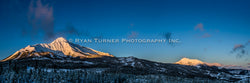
[0,67,233,83]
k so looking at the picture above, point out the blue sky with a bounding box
[0,0,249,66]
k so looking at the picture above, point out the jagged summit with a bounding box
[175,57,222,66]
[51,37,68,43]
[1,37,113,62]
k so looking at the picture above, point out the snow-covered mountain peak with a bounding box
[51,37,68,44]
[175,57,222,66]
[175,58,205,66]
[175,58,250,70]
[1,37,113,61]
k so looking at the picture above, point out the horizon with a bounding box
[0,0,249,68]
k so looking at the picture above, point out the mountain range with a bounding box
[1,37,113,62]
[0,37,249,82]
[175,57,250,70]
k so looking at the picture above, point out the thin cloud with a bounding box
[231,41,250,58]
[194,23,204,32]
[194,23,211,38]
[28,0,54,39]
[215,30,220,33]
[127,23,138,38]
[202,33,211,38]
[233,44,244,51]
[128,23,134,29]
[204,48,207,52]
[130,24,134,27]
[128,31,139,38]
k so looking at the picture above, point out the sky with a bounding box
[0,0,249,67]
